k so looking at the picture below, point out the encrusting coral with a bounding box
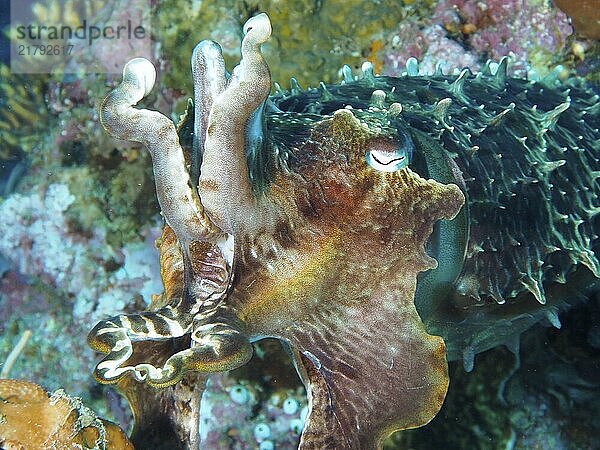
[0,379,132,449]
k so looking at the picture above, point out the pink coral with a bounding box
[382,0,573,77]
[384,23,480,75]
[433,0,572,75]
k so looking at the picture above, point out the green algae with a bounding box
[0,66,50,164]
[56,162,158,249]
[154,0,437,91]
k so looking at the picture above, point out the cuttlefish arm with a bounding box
[198,13,274,236]
[89,17,275,385]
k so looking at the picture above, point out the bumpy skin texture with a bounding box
[89,12,599,450]
[232,109,462,448]
[269,59,600,368]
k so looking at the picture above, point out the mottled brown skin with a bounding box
[95,99,463,450]
[235,110,463,333]
[147,108,463,447]
[156,108,460,447]
[157,226,184,302]
[118,366,206,449]
[554,0,600,39]
[225,110,462,447]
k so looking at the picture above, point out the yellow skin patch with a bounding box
[238,231,341,332]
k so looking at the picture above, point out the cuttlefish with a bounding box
[89,12,466,448]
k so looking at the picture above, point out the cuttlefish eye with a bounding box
[365,134,413,172]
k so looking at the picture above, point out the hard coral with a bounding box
[0,379,132,449]
[435,0,572,75]
[384,0,573,78]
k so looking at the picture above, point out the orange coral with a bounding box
[366,39,386,74]
[0,379,133,449]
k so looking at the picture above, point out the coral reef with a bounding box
[381,0,573,78]
[0,1,597,449]
[88,5,599,449]
[9,0,152,74]
[0,183,162,323]
[148,0,583,90]
[0,379,132,449]
[152,0,428,90]
[4,0,161,247]
[152,0,583,89]
[200,373,307,449]
[0,182,162,418]
[196,339,310,448]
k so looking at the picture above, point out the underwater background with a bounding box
[0,0,599,448]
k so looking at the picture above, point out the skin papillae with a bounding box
[89,13,464,449]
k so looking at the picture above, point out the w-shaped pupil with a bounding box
[365,136,413,172]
